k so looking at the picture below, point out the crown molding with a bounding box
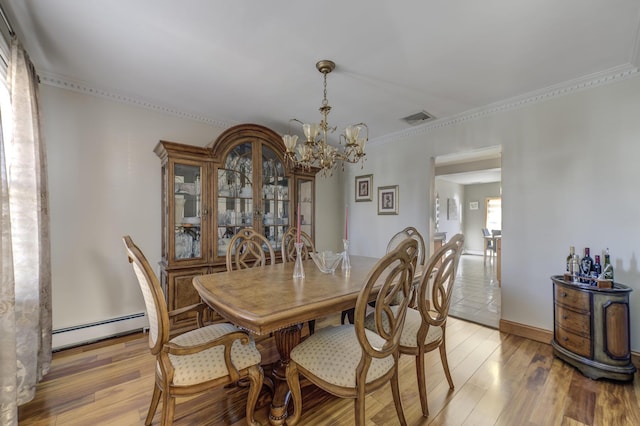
[372,64,640,146]
[39,71,237,130]
[40,64,639,144]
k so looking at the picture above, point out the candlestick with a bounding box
[293,242,305,278]
[341,239,351,273]
[345,206,348,240]
[296,203,301,243]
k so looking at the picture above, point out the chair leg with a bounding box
[308,319,316,335]
[416,353,429,417]
[439,341,454,389]
[354,391,366,426]
[245,365,264,426]
[390,368,408,426]
[145,383,162,425]
[160,390,175,426]
[341,308,355,324]
[285,362,302,426]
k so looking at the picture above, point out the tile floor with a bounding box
[449,253,501,329]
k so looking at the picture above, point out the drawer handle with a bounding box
[560,292,567,297]
[562,336,568,341]
[562,315,569,320]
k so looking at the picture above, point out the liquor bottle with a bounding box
[603,248,614,280]
[580,247,593,282]
[592,255,602,278]
[566,246,575,273]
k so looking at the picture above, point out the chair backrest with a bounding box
[281,227,315,262]
[386,226,426,266]
[355,238,418,370]
[123,236,169,355]
[492,229,501,237]
[416,233,464,328]
[481,228,491,237]
[226,227,275,271]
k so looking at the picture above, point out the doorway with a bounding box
[433,146,502,328]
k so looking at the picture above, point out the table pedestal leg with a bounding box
[268,324,302,425]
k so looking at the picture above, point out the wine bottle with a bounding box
[603,248,614,280]
[580,247,593,282]
[593,255,602,278]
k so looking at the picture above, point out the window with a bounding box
[485,197,501,232]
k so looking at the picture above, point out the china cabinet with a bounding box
[154,124,318,328]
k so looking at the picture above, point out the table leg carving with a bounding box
[268,324,302,425]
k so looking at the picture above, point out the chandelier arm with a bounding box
[282,60,368,175]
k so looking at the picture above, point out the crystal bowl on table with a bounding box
[310,251,343,274]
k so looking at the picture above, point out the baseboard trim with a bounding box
[499,319,639,369]
[52,313,147,350]
[499,319,553,344]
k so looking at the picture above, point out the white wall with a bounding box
[41,85,225,334]
[40,74,640,353]
[434,178,464,243]
[40,85,343,345]
[350,75,640,352]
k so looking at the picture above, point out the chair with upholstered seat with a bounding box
[281,227,317,334]
[122,236,263,426]
[285,238,419,426]
[386,226,426,268]
[341,226,426,325]
[226,227,275,271]
[369,233,464,417]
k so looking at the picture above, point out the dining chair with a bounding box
[226,227,275,271]
[285,238,419,426]
[369,233,464,417]
[341,226,426,325]
[482,227,495,262]
[281,226,315,262]
[386,226,426,267]
[281,226,317,335]
[122,236,264,426]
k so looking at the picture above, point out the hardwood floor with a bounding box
[19,315,640,425]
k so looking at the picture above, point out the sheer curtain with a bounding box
[0,38,52,425]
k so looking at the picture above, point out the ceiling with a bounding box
[2,1,640,146]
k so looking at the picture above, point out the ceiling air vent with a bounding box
[402,110,435,125]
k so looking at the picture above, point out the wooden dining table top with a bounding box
[192,255,381,336]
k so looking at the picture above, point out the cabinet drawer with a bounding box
[556,326,591,358]
[555,285,590,312]
[555,305,590,337]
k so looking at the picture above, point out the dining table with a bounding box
[192,255,384,425]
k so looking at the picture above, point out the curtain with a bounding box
[0,38,51,425]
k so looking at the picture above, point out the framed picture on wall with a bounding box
[469,201,479,210]
[378,185,399,215]
[355,174,373,202]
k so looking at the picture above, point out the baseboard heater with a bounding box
[52,312,147,351]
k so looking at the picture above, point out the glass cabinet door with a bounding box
[261,146,289,252]
[217,142,254,256]
[173,162,203,260]
[297,177,314,241]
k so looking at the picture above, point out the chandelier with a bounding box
[283,60,367,175]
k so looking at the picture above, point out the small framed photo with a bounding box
[355,174,373,202]
[469,201,479,210]
[378,185,399,215]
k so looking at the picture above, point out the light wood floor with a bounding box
[19,315,640,425]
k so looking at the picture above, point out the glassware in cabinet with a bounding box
[173,162,203,261]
